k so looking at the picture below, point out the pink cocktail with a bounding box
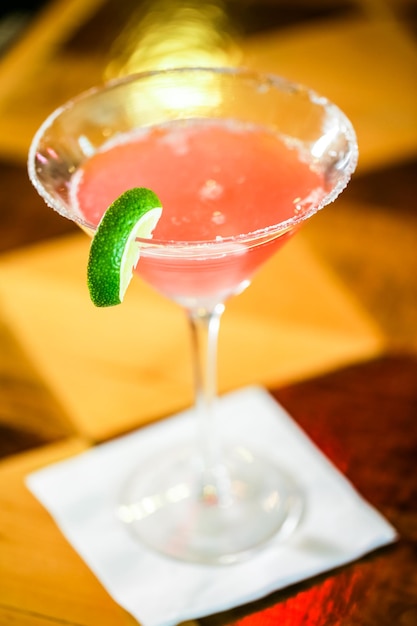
[73,119,326,305]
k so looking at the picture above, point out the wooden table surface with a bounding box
[0,1,416,625]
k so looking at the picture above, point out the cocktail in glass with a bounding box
[28,67,358,565]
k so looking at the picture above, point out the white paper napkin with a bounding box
[26,387,397,626]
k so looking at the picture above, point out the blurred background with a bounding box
[1,0,416,338]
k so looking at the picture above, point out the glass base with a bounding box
[117,444,304,565]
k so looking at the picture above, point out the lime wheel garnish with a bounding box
[87,187,162,307]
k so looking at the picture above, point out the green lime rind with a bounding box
[87,187,162,307]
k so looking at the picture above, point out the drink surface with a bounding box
[72,119,325,304]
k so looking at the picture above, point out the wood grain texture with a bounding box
[0,313,75,458]
[0,438,137,626]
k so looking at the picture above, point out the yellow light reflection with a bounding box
[105,0,241,80]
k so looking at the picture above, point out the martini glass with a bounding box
[28,67,358,565]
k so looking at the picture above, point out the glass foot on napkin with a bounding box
[118,443,304,565]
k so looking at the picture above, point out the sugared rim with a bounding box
[28,66,358,248]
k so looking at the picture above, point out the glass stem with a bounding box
[187,302,232,507]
